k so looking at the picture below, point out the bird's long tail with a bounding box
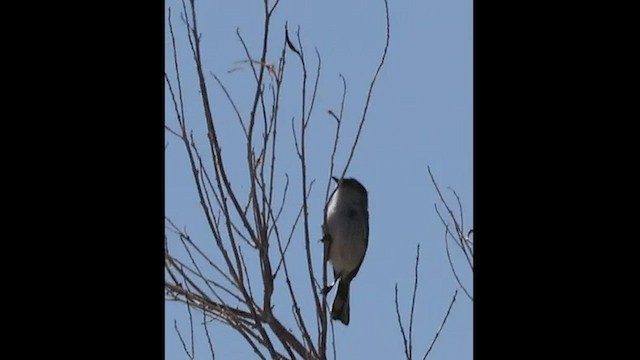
[331,279,350,325]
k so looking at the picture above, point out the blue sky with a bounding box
[165,0,472,358]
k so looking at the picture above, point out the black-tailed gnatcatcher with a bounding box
[323,176,369,325]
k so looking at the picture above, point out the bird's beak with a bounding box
[331,176,340,183]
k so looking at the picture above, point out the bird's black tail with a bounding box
[331,279,350,325]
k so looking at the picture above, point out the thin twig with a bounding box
[165,124,182,139]
[443,225,473,301]
[449,187,465,239]
[394,284,410,360]
[210,72,248,138]
[428,166,473,301]
[175,319,194,360]
[408,244,421,359]
[203,311,216,359]
[324,74,347,204]
[330,318,337,360]
[167,8,186,127]
[304,48,321,127]
[272,181,317,355]
[167,253,243,304]
[289,25,325,356]
[341,0,390,178]
[422,290,458,360]
[166,217,240,297]
[268,173,289,244]
[185,281,196,359]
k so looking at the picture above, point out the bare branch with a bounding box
[166,1,395,359]
[265,37,288,238]
[185,282,196,359]
[325,74,347,204]
[395,244,460,360]
[210,72,248,138]
[291,117,301,158]
[165,124,183,139]
[184,1,259,253]
[167,8,186,127]
[408,244,420,358]
[166,218,240,296]
[394,243,422,360]
[433,205,463,253]
[330,319,337,360]
[443,225,473,301]
[175,9,288,357]
[449,187,465,238]
[203,311,216,360]
[428,165,473,302]
[305,48,322,127]
[268,0,282,17]
[237,246,256,310]
[427,167,465,246]
[395,283,410,360]
[286,24,326,354]
[169,238,243,303]
[271,181,317,356]
[340,0,391,178]
[175,319,194,360]
[284,23,301,57]
[268,173,289,244]
[422,290,458,360]
[173,258,242,305]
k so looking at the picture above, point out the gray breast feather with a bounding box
[327,208,367,275]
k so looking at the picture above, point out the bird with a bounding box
[323,176,369,325]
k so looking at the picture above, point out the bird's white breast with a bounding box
[326,188,367,275]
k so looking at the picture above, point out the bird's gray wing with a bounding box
[343,209,369,283]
